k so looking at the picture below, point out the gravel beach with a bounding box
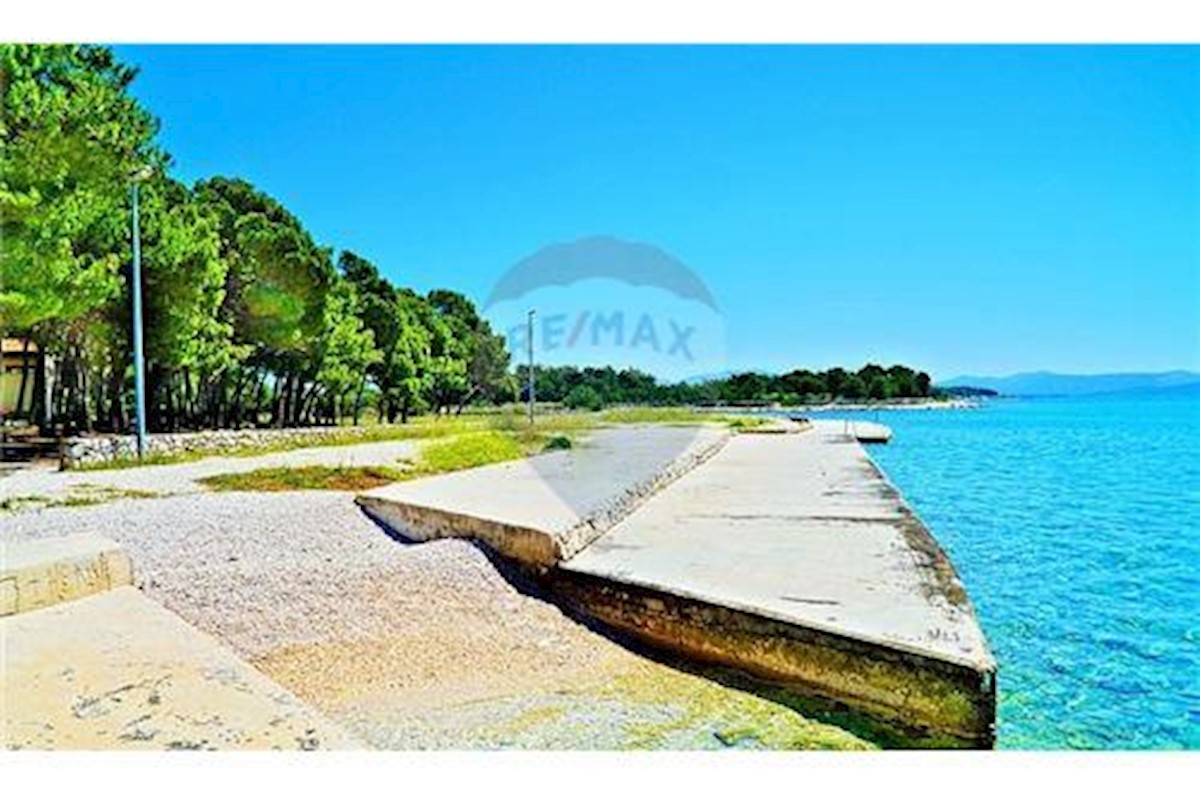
[4,485,869,749]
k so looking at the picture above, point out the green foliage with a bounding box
[314,280,380,415]
[1,45,162,332]
[2,44,511,435]
[527,363,936,408]
[563,383,605,411]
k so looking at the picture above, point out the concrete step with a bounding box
[2,535,133,617]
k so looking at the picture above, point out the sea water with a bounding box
[797,394,1199,749]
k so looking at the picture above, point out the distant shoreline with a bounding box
[701,397,980,414]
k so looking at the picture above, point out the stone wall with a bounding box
[63,426,375,468]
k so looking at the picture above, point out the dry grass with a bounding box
[198,465,410,493]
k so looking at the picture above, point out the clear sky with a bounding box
[114,45,1199,380]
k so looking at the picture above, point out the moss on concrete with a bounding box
[594,664,874,750]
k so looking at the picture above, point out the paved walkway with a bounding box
[0,438,420,503]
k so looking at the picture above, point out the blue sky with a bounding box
[115,45,1199,380]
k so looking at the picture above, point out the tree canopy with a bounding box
[522,363,939,409]
[2,45,510,433]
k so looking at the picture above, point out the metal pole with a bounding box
[527,309,535,425]
[131,181,148,458]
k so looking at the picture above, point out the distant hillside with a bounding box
[939,385,1000,398]
[938,370,1200,397]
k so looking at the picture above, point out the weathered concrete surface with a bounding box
[354,419,992,745]
[357,425,730,567]
[2,535,132,616]
[1,586,359,750]
[559,420,994,746]
[742,417,811,435]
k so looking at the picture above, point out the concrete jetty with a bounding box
[356,420,996,747]
[558,421,993,746]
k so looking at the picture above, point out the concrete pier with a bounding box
[559,421,994,746]
[356,420,996,747]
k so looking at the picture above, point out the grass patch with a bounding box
[0,494,52,513]
[418,430,527,474]
[199,465,409,493]
[74,450,210,471]
[0,486,164,513]
[485,408,597,436]
[72,416,494,472]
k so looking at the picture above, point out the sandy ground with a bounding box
[4,490,870,749]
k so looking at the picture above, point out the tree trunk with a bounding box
[108,365,125,433]
[15,338,31,419]
[33,344,49,434]
[352,379,366,426]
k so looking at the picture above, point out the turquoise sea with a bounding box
[796,394,1199,749]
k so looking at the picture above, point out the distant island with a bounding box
[938,386,1000,398]
[938,370,1200,397]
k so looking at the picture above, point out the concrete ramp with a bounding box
[558,421,994,746]
[2,587,359,750]
[2,534,358,750]
[357,425,731,567]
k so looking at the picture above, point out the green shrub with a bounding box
[563,384,605,411]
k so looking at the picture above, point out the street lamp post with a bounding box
[130,167,153,458]
[527,309,535,425]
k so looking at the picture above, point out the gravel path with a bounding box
[0,439,419,502]
[3,490,870,749]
